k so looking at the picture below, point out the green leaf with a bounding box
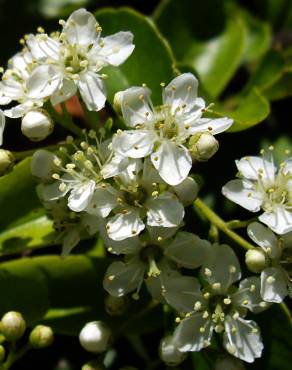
[213,89,270,132]
[0,215,55,255]
[261,136,292,165]
[0,158,40,229]
[263,69,292,101]
[155,0,246,98]
[96,7,175,105]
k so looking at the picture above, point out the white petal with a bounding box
[147,225,178,242]
[260,267,288,303]
[141,158,164,187]
[172,313,213,352]
[173,176,199,205]
[85,185,119,217]
[62,8,98,46]
[97,32,134,66]
[283,158,292,175]
[163,73,199,114]
[27,65,62,99]
[112,130,155,158]
[80,213,100,235]
[50,79,77,106]
[0,110,5,146]
[146,192,184,228]
[107,209,145,241]
[232,277,269,313]
[62,228,81,256]
[202,244,241,290]
[163,276,204,313]
[100,153,130,179]
[259,207,292,235]
[103,259,145,297]
[222,179,262,212]
[247,222,280,259]
[118,158,142,186]
[189,117,233,135]
[223,317,263,363]
[31,149,57,180]
[236,156,275,181]
[4,101,37,119]
[26,34,60,61]
[165,232,211,269]
[78,72,106,111]
[68,180,96,212]
[37,182,66,202]
[118,86,154,127]
[151,140,192,186]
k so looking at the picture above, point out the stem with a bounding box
[47,103,83,137]
[226,218,257,229]
[1,344,30,370]
[12,143,64,161]
[280,302,292,324]
[194,198,254,250]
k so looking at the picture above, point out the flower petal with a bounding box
[27,65,62,99]
[37,182,66,202]
[68,180,96,212]
[222,179,262,212]
[107,209,145,241]
[62,8,98,46]
[103,259,145,297]
[172,313,213,352]
[259,207,292,235]
[166,232,211,269]
[247,222,280,259]
[112,130,155,158]
[236,156,275,181]
[26,34,60,61]
[223,317,263,363]
[62,228,81,256]
[189,117,233,135]
[151,140,192,186]
[118,86,154,127]
[146,192,184,228]
[173,176,199,205]
[163,73,199,114]
[78,72,106,111]
[201,244,241,290]
[50,79,77,106]
[260,267,288,303]
[85,185,119,217]
[0,110,5,146]
[31,149,57,180]
[97,32,134,66]
[147,225,178,242]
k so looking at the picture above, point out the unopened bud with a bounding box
[105,295,129,316]
[188,132,219,161]
[0,311,26,341]
[113,91,123,115]
[79,321,112,353]
[21,110,53,141]
[29,325,54,348]
[0,149,14,175]
[0,345,5,363]
[159,335,186,366]
[245,248,267,273]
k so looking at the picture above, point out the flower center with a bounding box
[154,106,179,140]
[139,244,163,277]
[62,44,89,75]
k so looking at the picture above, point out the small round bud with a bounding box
[113,91,123,115]
[0,149,14,175]
[21,110,53,141]
[0,345,5,363]
[29,325,54,348]
[245,248,267,273]
[159,336,186,366]
[105,295,129,316]
[188,132,219,161]
[1,311,26,342]
[79,321,112,353]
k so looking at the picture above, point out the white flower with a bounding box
[167,244,268,363]
[103,228,210,299]
[222,151,292,234]
[25,9,135,111]
[0,109,5,146]
[247,221,292,303]
[79,321,112,353]
[112,73,233,185]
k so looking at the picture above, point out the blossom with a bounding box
[103,227,210,299]
[112,73,233,185]
[247,221,292,303]
[0,110,5,146]
[167,244,268,363]
[25,9,134,111]
[222,151,292,234]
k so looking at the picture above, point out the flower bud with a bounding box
[159,336,186,366]
[29,325,54,348]
[79,321,112,353]
[188,132,219,161]
[21,110,53,141]
[0,149,14,175]
[113,91,123,115]
[0,311,26,342]
[82,362,105,370]
[105,295,129,316]
[0,345,5,363]
[245,248,267,273]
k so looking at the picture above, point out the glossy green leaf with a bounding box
[0,158,40,229]
[213,89,270,132]
[96,7,175,105]
[155,0,246,98]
